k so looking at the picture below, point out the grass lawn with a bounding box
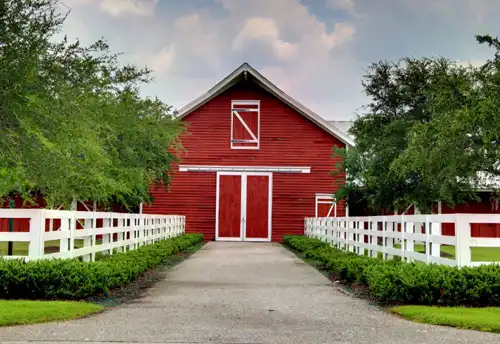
[0,239,89,256]
[393,243,500,262]
[391,305,500,333]
[0,300,103,326]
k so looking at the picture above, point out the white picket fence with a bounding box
[0,209,185,262]
[305,214,500,267]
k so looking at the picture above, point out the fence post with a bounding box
[425,215,431,264]
[60,215,70,257]
[28,209,45,261]
[7,199,15,256]
[400,215,406,261]
[334,218,339,248]
[406,215,415,262]
[381,216,387,259]
[165,216,171,239]
[367,217,373,257]
[347,218,354,252]
[430,215,442,258]
[455,214,472,267]
[83,216,93,262]
[385,216,394,259]
[101,216,111,256]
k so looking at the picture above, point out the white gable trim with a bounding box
[176,63,355,147]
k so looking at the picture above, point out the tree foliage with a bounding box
[334,34,500,213]
[0,0,184,209]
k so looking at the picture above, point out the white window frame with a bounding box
[315,193,337,217]
[230,100,260,150]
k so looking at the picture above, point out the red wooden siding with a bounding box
[380,200,500,239]
[317,203,334,217]
[393,201,500,238]
[0,196,45,233]
[438,200,500,238]
[245,175,269,239]
[218,175,242,238]
[144,81,346,241]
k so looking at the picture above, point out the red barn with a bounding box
[143,63,354,242]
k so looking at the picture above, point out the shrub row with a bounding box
[284,235,500,306]
[0,233,203,300]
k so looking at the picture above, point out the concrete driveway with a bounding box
[0,242,498,344]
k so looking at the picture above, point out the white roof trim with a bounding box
[176,63,355,147]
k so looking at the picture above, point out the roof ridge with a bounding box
[176,63,355,146]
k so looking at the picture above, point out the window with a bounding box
[231,100,260,150]
[315,193,337,217]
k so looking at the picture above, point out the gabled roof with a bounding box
[176,62,355,147]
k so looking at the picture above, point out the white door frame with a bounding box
[215,171,272,242]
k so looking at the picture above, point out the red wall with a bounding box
[438,199,500,238]
[0,196,46,233]
[144,81,346,241]
[382,200,500,239]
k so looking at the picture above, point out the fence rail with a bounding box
[0,209,185,262]
[305,214,500,267]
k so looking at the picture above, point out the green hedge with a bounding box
[284,235,500,306]
[0,233,203,300]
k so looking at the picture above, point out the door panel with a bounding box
[317,203,335,217]
[218,175,242,238]
[245,175,269,239]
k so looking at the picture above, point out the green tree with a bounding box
[0,0,184,209]
[334,52,477,213]
[392,35,500,208]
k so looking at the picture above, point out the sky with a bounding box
[59,0,500,120]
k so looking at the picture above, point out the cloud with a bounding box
[232,17,299,61]
[170,12,223,72]
[210,0,358,117]
[64,0,92,5]
[63,0,159,17]
[456,59,488,68]
[99,0,158,18]
[321,23,356,50]
[326,0,356,15]
[143,45,175,75]
[58,0,500,120]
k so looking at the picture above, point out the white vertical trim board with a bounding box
[268,172,273,242]
[215,171,221,241]
[240,172,248,240]
[215,171,272,242]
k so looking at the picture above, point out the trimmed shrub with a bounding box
[0,233,203,300]
[284,235,500,306]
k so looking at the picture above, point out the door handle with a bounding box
[241,217,246,224]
